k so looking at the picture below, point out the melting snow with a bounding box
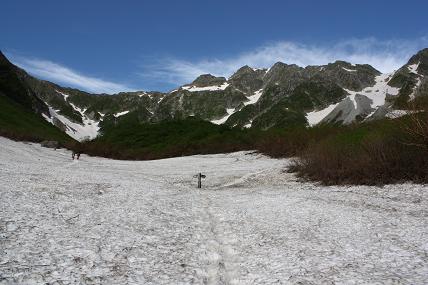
[385,109,410,119]
[307,73,400,126]
[306,103,340,126]
[408,62,420,74]
[342,67,357,72]
[41,91,101,141]
[1,137,428,284]
[244,89,263,106]
[211,108,235,125]
[48,107,99,141]
[55,90,69,100]
[114,110,130,117]
[407,63,424,100]
[344,73,399,107]
[182,82,230,92]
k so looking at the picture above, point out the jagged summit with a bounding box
[230,65,260,78]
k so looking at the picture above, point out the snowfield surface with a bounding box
[1,137,428,284]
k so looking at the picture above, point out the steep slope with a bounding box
[387,48,428,107]
[0,52,72,142]
[0,51,49,115]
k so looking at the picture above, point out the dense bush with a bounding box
[78,118,260,160]
[290,118,428,185]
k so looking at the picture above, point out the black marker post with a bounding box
[194,173,206,188]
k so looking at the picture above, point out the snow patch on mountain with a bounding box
[306,103,340,126]
[114,110,130,117]
[342,67,357,72]
[408,62,420,74]
[56,90,69,100]
[211,108,235,125]
[244,89,263,106]
[40,91,101,141]
[407,62,424,100]
[48,106,99,141]
[182,82,230,92]
[346,73,399,107]
[307,72,400,126]
[243,121,253,128]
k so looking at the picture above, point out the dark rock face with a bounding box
[228,66,266,94]
[312,61,380,91]
[0,51,50,116]
[263,63,306,91]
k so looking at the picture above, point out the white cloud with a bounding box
[9,56,133,94]
[139,37,428,87]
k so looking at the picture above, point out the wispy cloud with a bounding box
[8,55,133,94]
[139,37,428,87]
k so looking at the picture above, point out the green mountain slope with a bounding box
[0,95,72,143]
[0,51,72,143]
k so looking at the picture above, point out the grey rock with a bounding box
[41,140,59,149]
[228,66,266,94]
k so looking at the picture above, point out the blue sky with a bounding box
[2,0,428,93]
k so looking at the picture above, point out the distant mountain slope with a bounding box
[0,52,72,143]
[1,49,427,141]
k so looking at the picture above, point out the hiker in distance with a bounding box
[72,151,81,160]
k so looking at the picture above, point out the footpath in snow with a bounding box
[0,137,427,284]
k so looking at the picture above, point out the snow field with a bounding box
[1,137,428,284]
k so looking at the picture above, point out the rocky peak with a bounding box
[190,74,226,87]
[332,60,352,66]
[229,65,255,79]
[263,62,306,89]
[229,65,265,94]
[269,62,301,71]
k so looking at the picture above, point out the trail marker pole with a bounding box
[194,173,206,188]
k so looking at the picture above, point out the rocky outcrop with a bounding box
[228,66,266,94]
[189,74,226,87]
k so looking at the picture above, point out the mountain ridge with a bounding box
[1,49,427,141]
